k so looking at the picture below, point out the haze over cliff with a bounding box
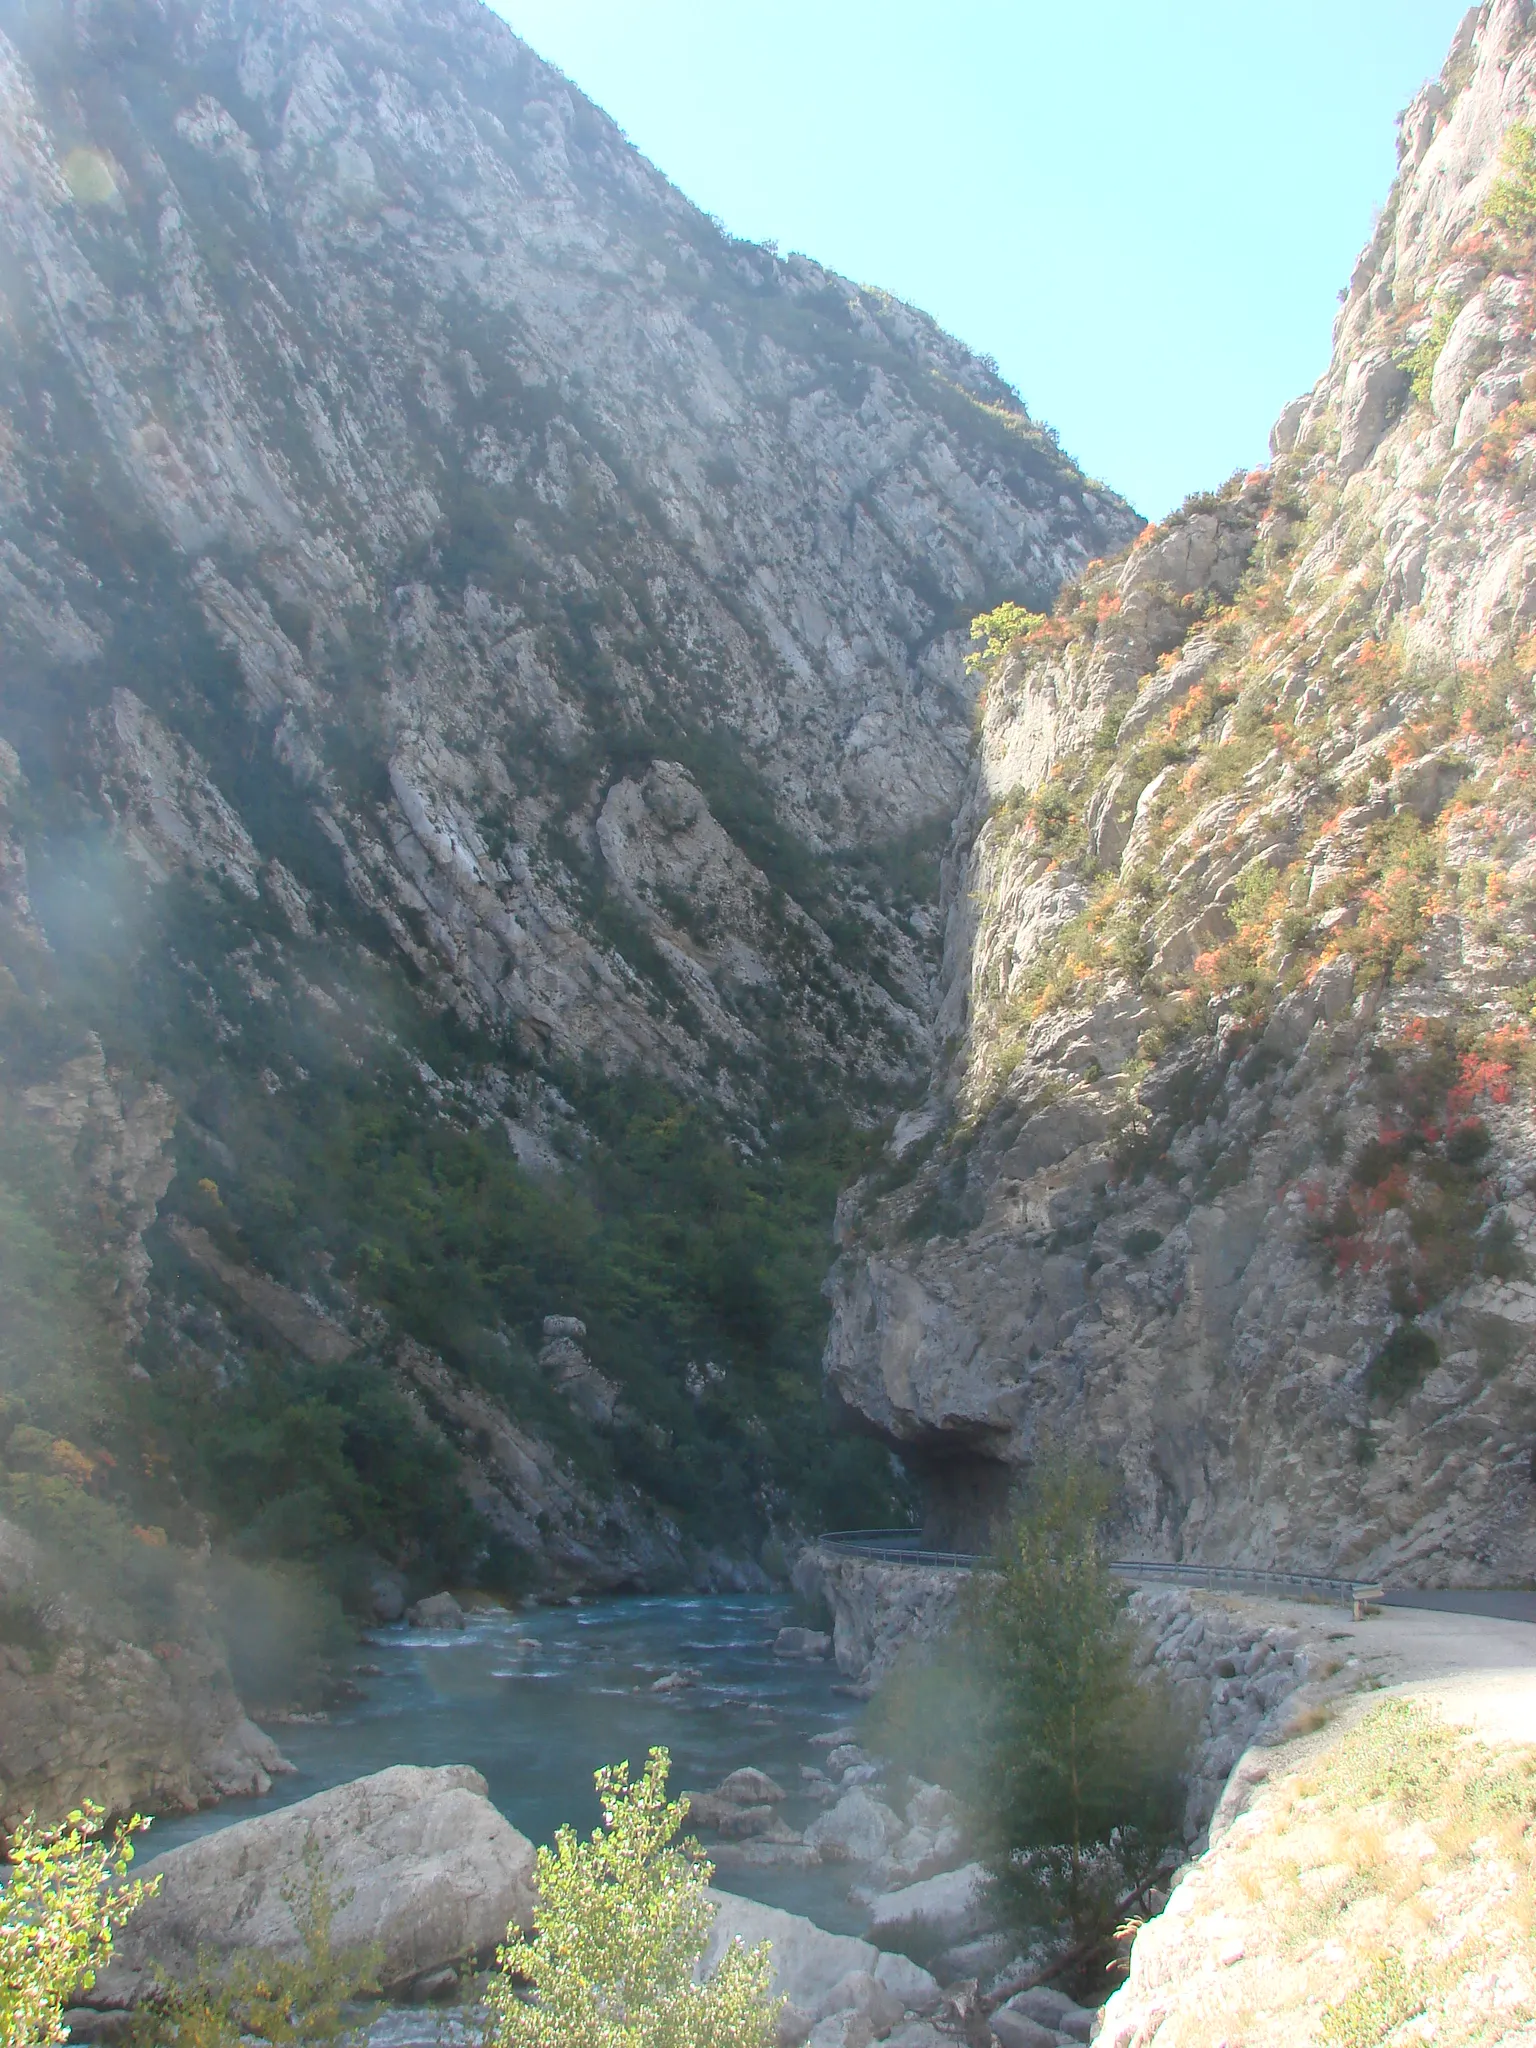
[0,0,1137,1743]
[826,0,1536,1586]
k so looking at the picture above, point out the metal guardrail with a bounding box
[816,1529,1383,1607]
[816,1529,983,1568]
[1106,1559,1384,1607]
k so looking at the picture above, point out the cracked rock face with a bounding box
[825,1,1536,1584]
[0,0,1135,1114]
[0,1514,292,1835]
[0,0,1138,1658]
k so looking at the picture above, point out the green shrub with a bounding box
[1366,1325,1439,1405]
[1402,300,1458,405]
[1479,1211,1528,1282]
[1486,121,1536,237]
[967,602,1047,676]
[486,1748,780,2048]
[0,1803,155,2048]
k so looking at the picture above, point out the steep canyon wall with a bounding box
[826,0,1536,1586]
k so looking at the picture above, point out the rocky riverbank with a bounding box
[69,1759,957,2048]
[801,1546,1374,1844]
[68,1592,1535,2048]
[0,1515,291,1841]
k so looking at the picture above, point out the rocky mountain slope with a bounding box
[0,0,1130,1103]
[826,0,1536,1584]
[0,0,1134,1638]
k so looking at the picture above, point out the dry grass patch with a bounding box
[1105,1700,1536,2048]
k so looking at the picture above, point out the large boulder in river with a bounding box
[866,1862,994,1950]
[805,1787,903,1864]
[93,1765,536,2003]
[406,1591,466,1630]
[701,1892,940,2021]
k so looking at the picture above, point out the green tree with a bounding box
[0,1804,155,2048]
[486,1748,781,2048]
[971,1463,1191,1941]
[966,602,1047,676]
[1487,121,1536,236]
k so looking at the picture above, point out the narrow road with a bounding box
[1181,1589,1536,1745]
[819,1532,1536,1627]
[1380,1587,1536,1624]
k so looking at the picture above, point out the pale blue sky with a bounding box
[490,1,1471,518]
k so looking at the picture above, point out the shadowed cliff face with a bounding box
[0,0,1135,1604]
[826,0,1536,1581]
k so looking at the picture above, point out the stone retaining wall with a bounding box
[805,1548,1350,1843]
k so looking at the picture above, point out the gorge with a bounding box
[1,0,1535,1941]
[0,0,1135,1766]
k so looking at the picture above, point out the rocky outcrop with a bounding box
[813,1552,966,1689]
[92,1764,537,2005]
[0,0,1135,1113]
[535,1316,620,1428]
[169,1221,358,1365]
[0,733,178,1351]
[1096,1686,1536,2048]
[0,1637,288,1842]
[825,0,1536,1583]
[0,1515,291,1839]
[0,760,298,1837]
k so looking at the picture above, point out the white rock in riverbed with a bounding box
[701,1891,878,2010]
[406,1592,466,1631]
[91,1765,536,2004]
[867,1862,993,1949]
[1002,1987,1095,2042]
[775,1627,833,1659]
[989,2010,1058,2048]
[718,1767,788,1803]
[701,1891,941,2023]
[806,1787,903,1864]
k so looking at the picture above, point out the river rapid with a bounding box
[148,1593,868,1933]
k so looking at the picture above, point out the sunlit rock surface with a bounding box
[825,0,1536,1582]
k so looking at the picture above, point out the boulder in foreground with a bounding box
[93,1764,536,2003]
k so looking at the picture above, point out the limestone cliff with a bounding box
[0,0,1132,1103]
[826,0,1536,1583]
[0,0,1134,1602]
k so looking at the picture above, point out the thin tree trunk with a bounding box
[981,1865,1175,2012]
